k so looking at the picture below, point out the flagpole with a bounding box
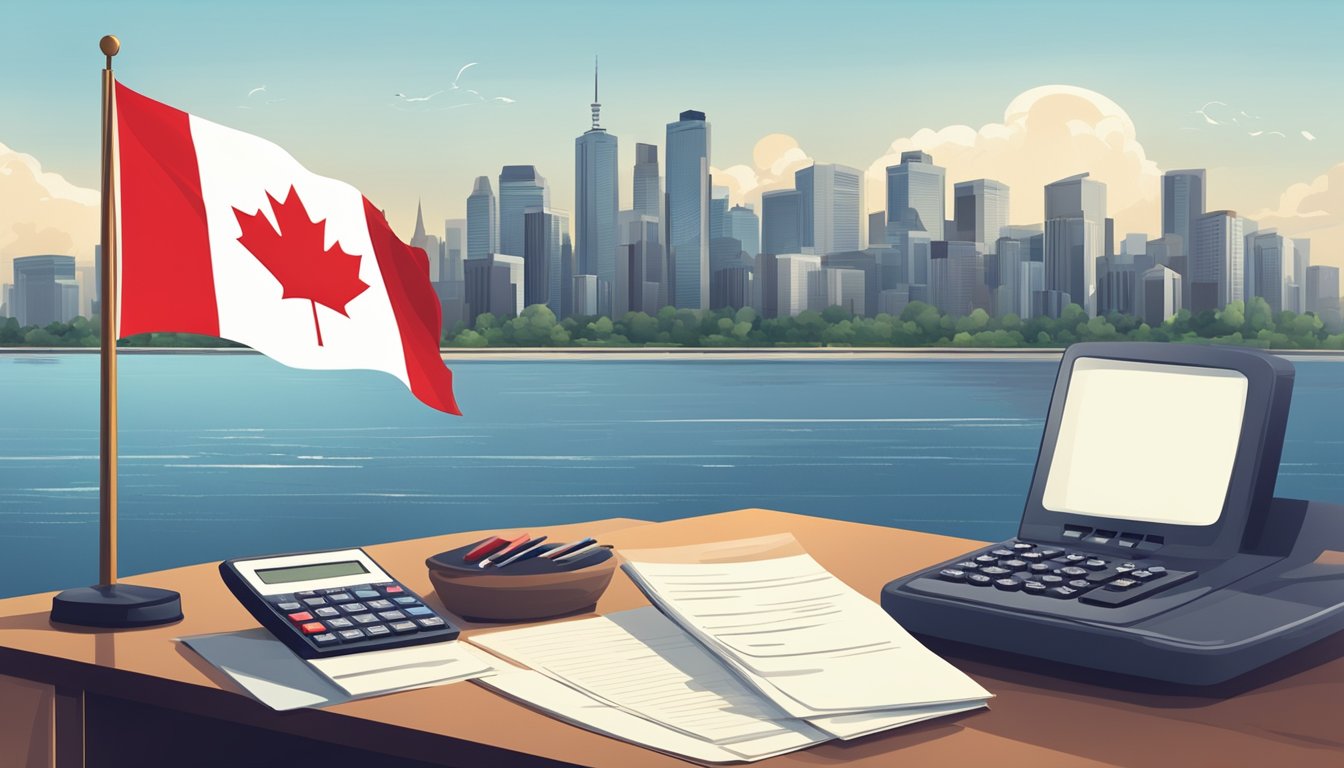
[49,36,182,628]
[99,34,119,587]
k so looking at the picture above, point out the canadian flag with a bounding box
[114,84,459,415]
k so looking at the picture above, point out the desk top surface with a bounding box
[1,509,1341,767]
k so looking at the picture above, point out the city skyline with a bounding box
[3,0,1343,281]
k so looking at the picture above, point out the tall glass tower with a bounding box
[1044,173,1107,317]
[885,151,945,240]
[665,109,711,309]
[466,176,497,260]
[1162,169,1205,258]
[498,165,549,258]
[633,143,661,220]
[796,163,863,256]
[575,59,619,317]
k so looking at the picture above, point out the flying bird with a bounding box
[1194,101,1226,126]
[492,96,515,103]
[247,85,266,97]
[395,90,445,103]
[1302,130,1317,141]
[450,62,478,90]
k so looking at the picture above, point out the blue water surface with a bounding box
[1,354,1341,599]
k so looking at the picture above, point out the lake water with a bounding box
[2,353,1342,599]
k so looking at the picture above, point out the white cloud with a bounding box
[0,142,98,277]
[709,133,813,209]
[1254,162,1344,272]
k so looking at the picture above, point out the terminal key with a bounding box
[1081,569,1196,607]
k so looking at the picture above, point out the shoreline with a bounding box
[3,346,1344,361]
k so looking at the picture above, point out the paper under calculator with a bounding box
[220,547,461,659]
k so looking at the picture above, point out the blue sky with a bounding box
[2,0,1342,262]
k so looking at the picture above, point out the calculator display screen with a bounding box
[255,560,370,585]
[1042,357,1248,527]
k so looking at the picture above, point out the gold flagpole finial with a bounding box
[100,35,120,68]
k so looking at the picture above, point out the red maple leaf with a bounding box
[233,186,370,346]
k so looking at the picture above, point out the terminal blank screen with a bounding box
[1041,357,1248,527]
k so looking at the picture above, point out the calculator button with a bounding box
[1022,581,1049,594]
[966,574,993,586]
[955,561,980,571]
[337,629,365,641]
[1067,579,1093,590]
[1040,574,1065,585]
[378,610,407,621]
[1106,578,1139,590]
[314,607,340,618]
[405,606,434,617]
[990,549,1014,558]
[1037,548,1064,559]
[993,578,1022,591]
[303,597,328,607]
[341,603,368,614]
[938,569,967,583]
[1048,586,1079,599]
[286,612,314,623]
[277,602,303,612]
[1028,562,1051,573]
[1147,566,1167,575]
[389,621,418,633]
[974,555,998,565]
[1116,563,1138,573]
[1083,559,1108,571]
[354,590,380,599]
[300,622,327,635]
[392,596,418,606]
[311,633,339,646]
[365,625,391,637]
[367,600,394,611]
[352,613,380,625]
[1001,559,1027,570]
[268,594,297,605]
[1011,542,1034,551]
[326,617,354,629]
[327,593,354,603]
[980,566,1010,577]
[384,585,405,595]
[296,591,318,598]
[1130,570,1156,580]
[1060,566,1088,577]
[1018,552,1043,562]
[417,617,446,628]
[1061,554,1086,564]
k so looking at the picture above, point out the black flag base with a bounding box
[51,583,183,629]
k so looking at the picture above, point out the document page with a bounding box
[621,535,992,717]
[470,607,826,759]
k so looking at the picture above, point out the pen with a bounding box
[542,537,596,560]
[479,534,532,568]
[554,541,602,563]
[464,535,510,563]
[494,536,550,568]
[555,545,606,566]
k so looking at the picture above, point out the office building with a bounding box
[633,142,660,220]
[776,254,821,316]
[929,241,983,318]
[1020,262,1046,319]
[498,165,549,259]
[559,233,575,318]
[623,214,664,315]
[820,267,865,315]
[466,176,498,260]
[725,204,760,257]
[1097,255,1138,317]
[1122,233,1148,259]
[1145,234,1184,267]
[1140,265,1183,326]
[1192,210,1244,312]
[0,283,12,319]
[1163,169,1205,262]
[710,185,730,241]
[572,274,599,316]
[822,251,879,318]
[1306,265,1341,330]
[994,237,1026,317]
[443,219,466,282]
[464,254,524,321]
[665,109,711,309]
[761,189,802,255]
[952,179,1010,246]
[878,287,910,317]
[12,255,79,327]
[711,265,752,311]
[886,150,945,241]
[869,211,888,247]
[523,207,568,316]
[710,236,747,274]
[796,163,864,257]
[1044,173,1107,317]
[1246,230,1301,313]
[575,62,619,316]
[753,252,779,318]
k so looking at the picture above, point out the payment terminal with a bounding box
[883,342,1344,685]
[221,547,461,659]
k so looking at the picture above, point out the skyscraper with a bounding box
[796,163,863,256]
[633,142,661,220]
[929,241,983,318]
[775,254,821,316]
[524,207,568,316]
[1306,265,1341,330]
[665,110,710,309]
[408,201,441,281]
[575,59,619,316]
[1246,230,1301,313]
[1141,265,1183,326]
[443,219,466,282]
[622,214,664,315]
[709,185,730,241]
[13,255,79,327]
[952,179,1010,246]
[464,254,524,320]
[466,176,498,260]
[1163,169,1206,263]
[499,165,549,258]
[1043,173,1107,317]
[725,204,760,257]
[1192,210,1244,312]
[761,189,801,255]
[885,151,945,240]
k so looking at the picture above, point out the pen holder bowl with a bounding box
[425,543,617,622]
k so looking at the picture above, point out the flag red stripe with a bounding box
[116,83,218,338]
[362,198,460,415]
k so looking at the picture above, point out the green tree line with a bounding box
[0,316,243,348]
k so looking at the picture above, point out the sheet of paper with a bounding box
[621,535,993,717]
[470,607,826,757]
[476,662,819,764]
[181,630,497,709]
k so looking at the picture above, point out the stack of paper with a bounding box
[466,534,990,762]
[619,534,992,739]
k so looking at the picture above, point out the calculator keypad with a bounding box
[931,540,1196,608]
[265,580,452,653]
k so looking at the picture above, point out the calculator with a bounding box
[220,547,461,659]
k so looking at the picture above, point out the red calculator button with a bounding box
[300,622,327,635]
[287,612,314,623]
[384,586,404,594]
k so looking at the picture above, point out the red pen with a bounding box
[479,534,532,568]
[464,536,510,563]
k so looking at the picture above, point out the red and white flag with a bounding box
[114,84,459,414]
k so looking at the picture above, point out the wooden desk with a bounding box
[1,510,1342,767]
